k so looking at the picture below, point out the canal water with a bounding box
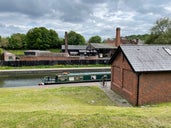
[0,68,110,88]
[0,74,53,88]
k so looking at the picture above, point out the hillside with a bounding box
[0,86,170,128]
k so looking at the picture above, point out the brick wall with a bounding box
[19,56,98,61]
[111,51,171,106]
[3,52,16,61]
[111,52,138,106]
[139,72,171,105]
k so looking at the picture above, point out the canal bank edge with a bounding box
[0,67,110,77]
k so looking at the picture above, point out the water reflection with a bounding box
[0,74,53,88]
[0,79,5,88]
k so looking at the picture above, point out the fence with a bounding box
[1,59,109,67]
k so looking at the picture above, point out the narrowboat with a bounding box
[40,71,111,85]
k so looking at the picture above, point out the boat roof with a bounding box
[61,71,110,76]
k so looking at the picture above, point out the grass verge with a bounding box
[0,64,110,70]
[0,86,170,128]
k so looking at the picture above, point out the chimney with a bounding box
[136,38,139,44]
[65,31,68,54]
[115,27,121,47]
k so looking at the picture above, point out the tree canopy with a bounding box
[88,35,102,43]
[0,37,9,49]
[67,31,85,45]
[146,17,171,44]
[125,34,149,42]
[0,28,87,50]
[8,33,27,49]
[26,27,60,50]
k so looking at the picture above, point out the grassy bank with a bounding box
[0,86,170,128]
[0,64,110,70]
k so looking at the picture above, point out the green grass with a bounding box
[0,86,170,128]
[8,50,25,55]
[0,64,110,70]
[49,49,61,53]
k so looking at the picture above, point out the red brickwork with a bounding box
[111,52,138,106]
[19,56,98,61]
[111,51,171,106]
[139,73,171,105]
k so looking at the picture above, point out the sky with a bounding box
[0,0,171,40]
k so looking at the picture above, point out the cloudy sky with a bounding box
[0,0,171,40]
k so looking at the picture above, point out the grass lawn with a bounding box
[0,86,170,128]
[8,50,25,55]
[0,64,110,70]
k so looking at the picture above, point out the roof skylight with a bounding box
[164,47,171,55]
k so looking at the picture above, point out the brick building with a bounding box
[2,51,16,61]
[86,43,116,57]
[106,27,144,46]
[109,45,171,106]
[61,45,87,56]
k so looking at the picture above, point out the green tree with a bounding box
[68,31,85,45]
[125,34,149,42]
[26,27,59,50]
[8,33,27,49]
[27,27,50,49]
[146,17,171,44]
[49,29,60,48]
[0,37,9,49]
[0,48,3,55]
[88,35,102,43]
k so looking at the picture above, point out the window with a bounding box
[91,75,96,80]
[164,47,171,55]
[8,56,13,61]
[69,77,74,81]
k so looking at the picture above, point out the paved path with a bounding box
[98,82,132,107]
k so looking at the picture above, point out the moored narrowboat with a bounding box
[40,71,111,85]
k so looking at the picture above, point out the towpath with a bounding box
[0,67,110,77]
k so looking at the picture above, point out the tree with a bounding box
[49,29,61,48]
[125,34,150,42]
[0,48,3,55]
[146,17,171,44]
[27,27,50,49]
[0,37,9,49]
[68,31,85,45]
[88,35,102,43]
[8,33,27,49]
[26,27,60,50]
[0,36,3,59]
[151,17,171,34]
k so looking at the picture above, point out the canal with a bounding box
[0,74,50,88]
[0,68,110,88]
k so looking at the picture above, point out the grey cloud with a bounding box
[0,0,170,39]
[50,0,95,23]
[55,2,91,23]
[0,22,26,36]
[82,0,107,4]
[0,0,51,17]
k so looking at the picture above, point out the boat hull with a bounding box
[41,71,111,85]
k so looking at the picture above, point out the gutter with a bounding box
[136,73,141,106]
